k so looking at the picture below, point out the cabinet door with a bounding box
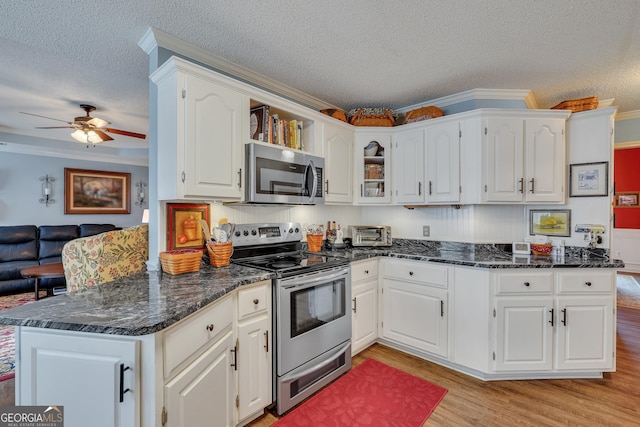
[555,296,614,371]
[323,121,354,203]
[426,121,461,203]
[484,118,524,202]
[494,297,553,371]
[355,132,392,204]
[393,128,425,204]
[352,279,378,355]
[19,328,138,427]
[183,73,246,200]
[381,278,448,357]
[237,316,271,422]
[165,331,235,427]
[524,118,566,202]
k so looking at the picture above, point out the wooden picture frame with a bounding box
[569,162,608,197]
[166,203,210,250]
[249,105,270,142]
[529,209,571,237]
[64,168,130,214]
[615,192,640,207]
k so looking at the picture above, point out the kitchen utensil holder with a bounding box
[306,234,323,252]
[207,242,233,267]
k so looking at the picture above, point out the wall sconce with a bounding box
[135,181,147,207]
[39,175,55,206]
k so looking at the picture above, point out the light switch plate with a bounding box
[423,226,430,237]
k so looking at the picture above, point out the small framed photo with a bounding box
[166,203,210,250]
[529,209,571,237]
[615,192,640,207]
[64,168,130,214]
[249,105,270,142]
[569,162,608,197]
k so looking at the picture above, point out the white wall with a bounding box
[0,151,149,227]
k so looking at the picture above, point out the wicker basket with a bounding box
[530,243,553,256]
[206,242,233,267]
[349,108,396,127]
[320,109,348,123]
[404,106,444,124]
[160,249,203,275]
[551,96,598,113]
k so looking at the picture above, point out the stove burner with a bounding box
[270,261,298,269]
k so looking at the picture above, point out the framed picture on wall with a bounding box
[569,162,608,197]
[64,168,130,214]
[166,203,210,250]
[529,209,571,237]
[615,192,640,207]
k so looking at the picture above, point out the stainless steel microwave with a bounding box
[351,225,392,247]
[245,142,324,205]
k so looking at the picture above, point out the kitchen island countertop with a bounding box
[0,240,623,335]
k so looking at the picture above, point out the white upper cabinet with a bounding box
[393,127,425,204]
[354,129,393,204]
[322,119,354,204]
[152,57,248,201]
[481,111,569,203]
[426,120,461,203]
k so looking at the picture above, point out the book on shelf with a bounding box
[250,105,270,142]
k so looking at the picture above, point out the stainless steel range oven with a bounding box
[231,222,351,415]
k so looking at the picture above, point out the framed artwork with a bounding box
[64,168,130,214]
[249,105,270,142]
[529,209,571,237]
[615,192,640,207]
[166,203,210,250]
[569,162,608,197]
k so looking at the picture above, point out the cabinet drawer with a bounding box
[164,295,233,379]
[383,260,448,288]
[495,272,552,295]
[238,282,270,321]
[556,271,613,294]
[351,259,378,283]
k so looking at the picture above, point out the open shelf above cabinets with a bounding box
[249,99,316,153]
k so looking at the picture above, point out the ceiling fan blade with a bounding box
[36,126,74,129]
[20,111,72,124]
[105,128,146,139]
[94,130,114,142]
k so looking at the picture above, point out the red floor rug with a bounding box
[0,292,43,382]
[273,358,447,427]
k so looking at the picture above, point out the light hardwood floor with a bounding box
[249,307,640,427]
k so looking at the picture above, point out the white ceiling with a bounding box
[1,0,639,161]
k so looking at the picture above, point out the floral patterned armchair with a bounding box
[61,224,148,292]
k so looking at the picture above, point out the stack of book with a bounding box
[250,105,304,150]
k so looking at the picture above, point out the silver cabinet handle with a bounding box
[352,297,357,313]
[529,178,535,193]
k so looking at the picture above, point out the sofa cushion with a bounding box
[0,225,38,262]
[38,225,80,261]
[80,224,117,237]
[0,259,39,281]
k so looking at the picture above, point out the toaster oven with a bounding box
[351,225,392,247]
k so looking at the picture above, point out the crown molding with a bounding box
[614,141,640,150]
[616,110,640,121]
[139,27,337,111]
[397,89,536,113]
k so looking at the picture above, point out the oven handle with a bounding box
[280,267,350,289]
[279,341,351,384]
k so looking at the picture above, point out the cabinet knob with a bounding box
[364,270,369,274]
[585,281,592,287]
[409,271,414,276]
[253,298,259,305]
[206,324,215,332]
[524,282,530,287]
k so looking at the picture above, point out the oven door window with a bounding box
[290,279,346,338]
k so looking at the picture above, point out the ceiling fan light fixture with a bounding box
[71,129,104,145]
[87,117,110,128]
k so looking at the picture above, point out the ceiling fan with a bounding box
[20,104,146,145]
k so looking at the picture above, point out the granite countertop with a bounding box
[0,264,274,336]
[0,239,623,336]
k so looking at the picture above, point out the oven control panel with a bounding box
[233,222,302,247]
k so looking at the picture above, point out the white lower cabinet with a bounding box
[380,259,449,358]
[18,328,139,427]
[351,259,378,354]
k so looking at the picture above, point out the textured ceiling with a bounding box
[1,0,639,158]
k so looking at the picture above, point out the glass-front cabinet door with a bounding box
[354,131,392,204]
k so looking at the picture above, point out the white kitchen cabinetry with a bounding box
[322,119,354,204]
[483,113,569,203]
[152,57,248,201]
[351,259,379,354]
[164,294,235,427]
[393,127,425,204]
[380,259,449,358]
[18,328,139,427]
[426,120,461,203]
[236,282,272,424]
[354,130,393,204]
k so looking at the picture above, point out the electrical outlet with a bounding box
[423,226,430,237]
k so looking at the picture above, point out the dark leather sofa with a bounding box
[0,224,117,296]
